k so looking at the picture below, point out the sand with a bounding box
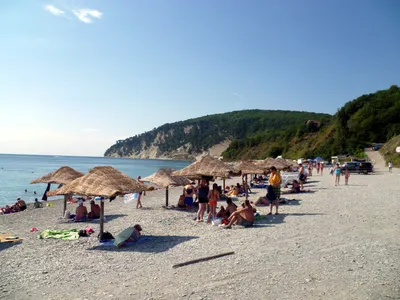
[1,160,399,300]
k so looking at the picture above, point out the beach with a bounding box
[1,163,399,300]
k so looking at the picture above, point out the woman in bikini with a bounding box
[207,183,220,223]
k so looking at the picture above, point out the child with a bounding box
[207,183,220,223]
[344,168,350,185]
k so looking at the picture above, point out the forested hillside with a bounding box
[104,110,331,159]
[104,86,400,161]
[223,85,400,160]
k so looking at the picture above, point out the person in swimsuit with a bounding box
[75,200,88,221]
[207,183,220,223]
[136,176,145,208]
[196,179,209,222]
[223,200,254,228]
[183,183,195,209]
[334,163,341,185]
[298,163,306,190]
[17,198,27,211]
[116,224,142,248]
[344,167,350,185]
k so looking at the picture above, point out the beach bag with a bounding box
[98,231,114,241]
[78,230,88,237]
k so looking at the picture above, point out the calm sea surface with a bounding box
[0,154,191,207]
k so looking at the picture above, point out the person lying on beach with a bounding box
[116,224,142,248]
[17,198,27,211]
[75,200,88,221]
[222,200,254,228]
[88,200,101,219]
[226,186,239,197]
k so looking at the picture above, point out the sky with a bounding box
[1,0,399,156]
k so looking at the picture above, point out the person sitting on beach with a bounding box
[33,198,42,208]
[226,198,237,217]
[88,200,101,219]
[226,186,239,197]
[11,204,20,213]
[2,205,11,214]
[183,183,195,209]
[216,206,229,220]
[17,198,27,211]
[75,200,88,221]
[282,180,311,194]
[222,200,254,228]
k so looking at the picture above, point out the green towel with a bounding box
[254,215,266,221]
[38,229,79,240]
[114,227,135,247]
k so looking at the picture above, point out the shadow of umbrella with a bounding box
[87,235,199,253]
[47,166,149,241]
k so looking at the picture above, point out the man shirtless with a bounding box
[88,200,101,219]
[223,200,254,228]
[75,200,88,221]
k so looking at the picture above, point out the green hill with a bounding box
[223,85,400,160]
[104,110,331,159]
[104,85,400,161]
[380,134,400,167]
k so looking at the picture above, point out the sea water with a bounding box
[0,154,190,207]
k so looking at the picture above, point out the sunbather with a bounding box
[75,200,88,221]
[17,198,27,211]
[88,200,101,219]
[222,200,254,228]
[226,198,237,217]
[116,224,142,248]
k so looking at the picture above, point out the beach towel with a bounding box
[38,229,79,240]
[0,233,23,244]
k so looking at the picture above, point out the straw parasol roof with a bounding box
[47,166,149,198]
[141,169,191,188]
[254,157,288,170]
[234,161,265,174]
[172,156,234,178]
[31,166,84,185]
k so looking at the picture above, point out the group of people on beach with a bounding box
[0,198,27,214]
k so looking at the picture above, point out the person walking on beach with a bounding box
[268,166,281,215]
[334,163,341,185]
[136,176,146,209]
[388,161,393,173]
[196,179,209,222]
[344,168,350,185]
[320,162,324,175]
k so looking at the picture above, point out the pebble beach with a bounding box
[1,161,399,300]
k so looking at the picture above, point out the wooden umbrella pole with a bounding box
[245,174,248,200]
[165,186,169,207]
[63,194,68,216]
[99,199,105,241]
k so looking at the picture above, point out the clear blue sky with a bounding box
[1,0,399,156]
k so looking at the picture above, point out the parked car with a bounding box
[341,162,373,174]
[358,162,373,174]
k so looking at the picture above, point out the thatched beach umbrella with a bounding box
[141,169,191,206]
[47,166,149,241]
[255,157,287,170]
[31,166,85,215]
[172,156,234,190]
[234,161,265,200]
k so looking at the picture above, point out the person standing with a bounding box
[298,163,306,190]
[334,163,341,186]
[320,162,324,175]
[196,179,209,222]
[268,166,281,215]
[183,183,195,210]
[136,176,145,209]
[388,161,393,173]
[344,168,350,185]
[207,183,220,223]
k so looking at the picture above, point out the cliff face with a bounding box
[104,109,332,160]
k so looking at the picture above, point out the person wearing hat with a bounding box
[75,199,88,221]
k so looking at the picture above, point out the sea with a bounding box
[0,154,191,207]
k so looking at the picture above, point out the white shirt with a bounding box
[388,162,393,168]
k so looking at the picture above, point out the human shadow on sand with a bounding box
[87,235,199,253]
